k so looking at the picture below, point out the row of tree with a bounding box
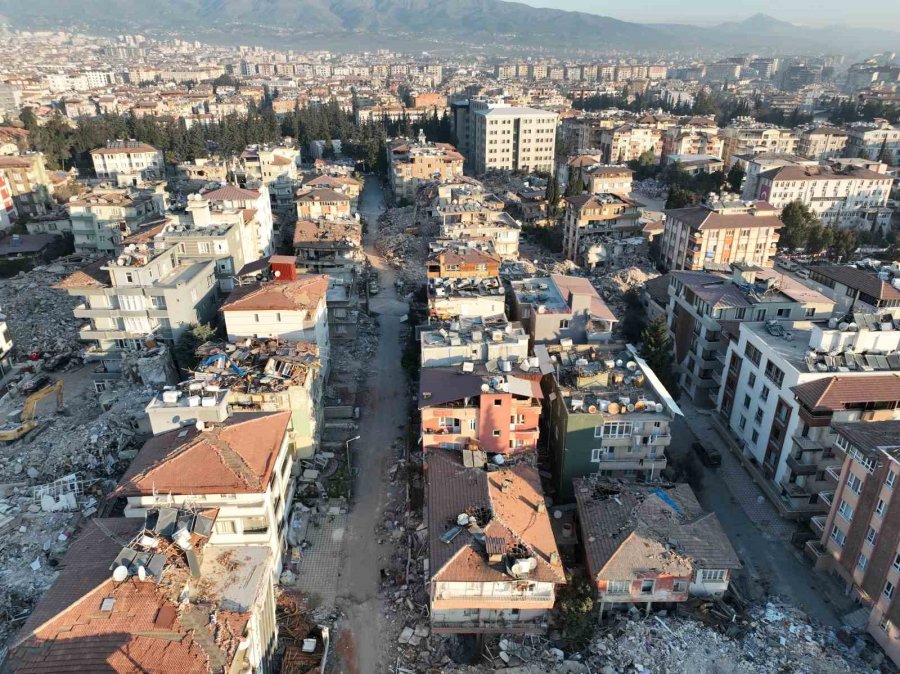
[777,201,863,262]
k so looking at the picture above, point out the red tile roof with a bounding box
[113,412,290,496]
[792,374,900,412]
[665,203,781,231]
[550,274,618,323]
[53,257,112,290]
[202,184,260,201]
[219,275,328,313]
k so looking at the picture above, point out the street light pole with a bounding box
[345,435,360,501]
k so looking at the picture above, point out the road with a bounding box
[670,401,853,627]
[334,177,409,673]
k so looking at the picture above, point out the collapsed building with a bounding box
[419,315,529,368]
[291,215,363,283]
[427,276,506,322]
[574,479,741,618]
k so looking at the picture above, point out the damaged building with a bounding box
[573,479,741,617]
[427,276,506,322]
[292,215,363,283]
[419,315,529,368]
[426,448,566,634]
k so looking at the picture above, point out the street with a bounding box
[333,177,409,673]
[670,400,854,627]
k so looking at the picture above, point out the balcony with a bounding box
[786,453,818,476]
[804,539,827,562]
[793,435,824,453]
[779,480,810,499]
[825,465,842,482]
[819,491,834,506]
[810,515,826,536]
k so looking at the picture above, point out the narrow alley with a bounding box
[334,177,410,673]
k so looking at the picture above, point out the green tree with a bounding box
[804,223,833,257]
[726,164,745,194]
[565,167,582,197]
[173,323,217,371]
[829,227,858,262]
[778,200,818,252]
[640,317,680,399]
[557,575,596,647]
[545,174,561,220]
[665,188,694,210]
[620,289,647,344]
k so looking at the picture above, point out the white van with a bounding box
[796,268,811,279]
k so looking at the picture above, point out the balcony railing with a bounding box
[819,491,834,506]
[786,454,817,476]
[810,516,826,535]
[825,465,842,482]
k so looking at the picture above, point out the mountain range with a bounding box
[0,1,896,54]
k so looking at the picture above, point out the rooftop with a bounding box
[665,201,781,231]
[832,420,900,462]
[808,264,900,302]
[574,479,741,580]
[792,374,900,413]
[428,275,505,299]
[220,276,329,313]
[192,338,320,395]
[419,364,543,409]
[292,217,361,249]
[421,315,525,349]
[427,448,565,585]
[512,274,616,322]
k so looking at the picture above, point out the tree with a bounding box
[565,167,582,197]
[620,289,647,344]
[665,188,694,210]
[829,227,858,262]
[640,317,679,399]
[778,200,818,252]
[726,164,745,194]
[557,575,596,647]
[545,174,561,220]
[804,223,833,257]
[173,323,217,370]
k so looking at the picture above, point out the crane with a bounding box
[0,380,64,442]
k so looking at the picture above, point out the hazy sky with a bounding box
[516,0,896,29]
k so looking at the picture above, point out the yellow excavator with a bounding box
[0,380,64,442]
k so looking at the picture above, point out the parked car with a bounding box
[20,374,51,395]
[692,441,722,467]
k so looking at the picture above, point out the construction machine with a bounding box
[0,380,64,442]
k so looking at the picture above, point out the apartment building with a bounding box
[300,173,362,203]
[756,164,892,232]
[292,216,363,283]
[419,362,543,456]
[420,315,529,368]
[427,447,565,635]
[68,184,167,254]
[236,144,300,210]
[665,265,834,404]
[90,140,164,180]
[203,183,275,260]
[720,122,799,165]
[469,102,558,175]
[561,193,641,268]
[661,122,724,160]
[805,264,900,316]
[717,315,900,517]
[538,343,679,502]
[295,187,352,221]
[811,420,900,667]
[428,276,507,321]
[0,152,53,218]
[845,121,900,165]
[59,244,218,353]
[575,480,741,615]
[5,517,281,674]
[798,127,849,160]
[660,199,781,271]
[114,412,295,574]
[387,133,464,200]
[426,244,501,279]
[220,274,330,375]
[437,209,521,261]
[579,164,633,195]
[510,274,617,345]
[599,125,662,164]
[736,152,818,202]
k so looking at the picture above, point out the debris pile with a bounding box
[374,206,418,263]
[0,259,86,359]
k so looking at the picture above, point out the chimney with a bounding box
[186,194,211,228]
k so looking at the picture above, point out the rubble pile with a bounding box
[579,604,872,674]
[374,206,418,264]
[0,259,86,359]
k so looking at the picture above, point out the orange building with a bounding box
[425,244,501,279]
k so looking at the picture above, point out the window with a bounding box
[640,579,654,594]
[880,615,892,633]
[468,419,476,431]
[761,386,770,402]
[866,527,878,546]
[739,416,747,430]
[858,553,868,571]
[492,429,501,437]
[747,373,756,388]
[754,408,764,424]
[887,470,897,490]
[743,395,751,409]
[847,473,863,495]
[701,569,726,582]
[764,361,785,387]
[597,421,633,438]
[493,399,502,407]
[606,580,630,595]
[893,554,900,572]
[559,319,570,329]
[876,499,886,517]
[673,580,688,593]
[125,272,134,283]
[806,308,815,317]
[744,343,762,366]
[751,430,759,444]
[214,520,237,534]
[831,525,846,547]
[838,499,854,522]
[885,581,895,600]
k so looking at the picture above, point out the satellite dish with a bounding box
[553,509,563,520]
[273,269,281,277]
[137,565,147,582]
[493,454,505,465]
[112,565,129,582]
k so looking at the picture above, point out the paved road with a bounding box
[671,400,851,627]
[334,177,409,673]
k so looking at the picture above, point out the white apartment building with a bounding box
[845,121,900,166]
[797,127,848,160]
[59,244,219,353]
[202,183,275,260]
[470,102,558,175]
[90,140,164,180]
[113,411,296,575]
[756,164,892,232]
[735,152,818,201]
[720,122,799,166]
[717,317,900,513]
